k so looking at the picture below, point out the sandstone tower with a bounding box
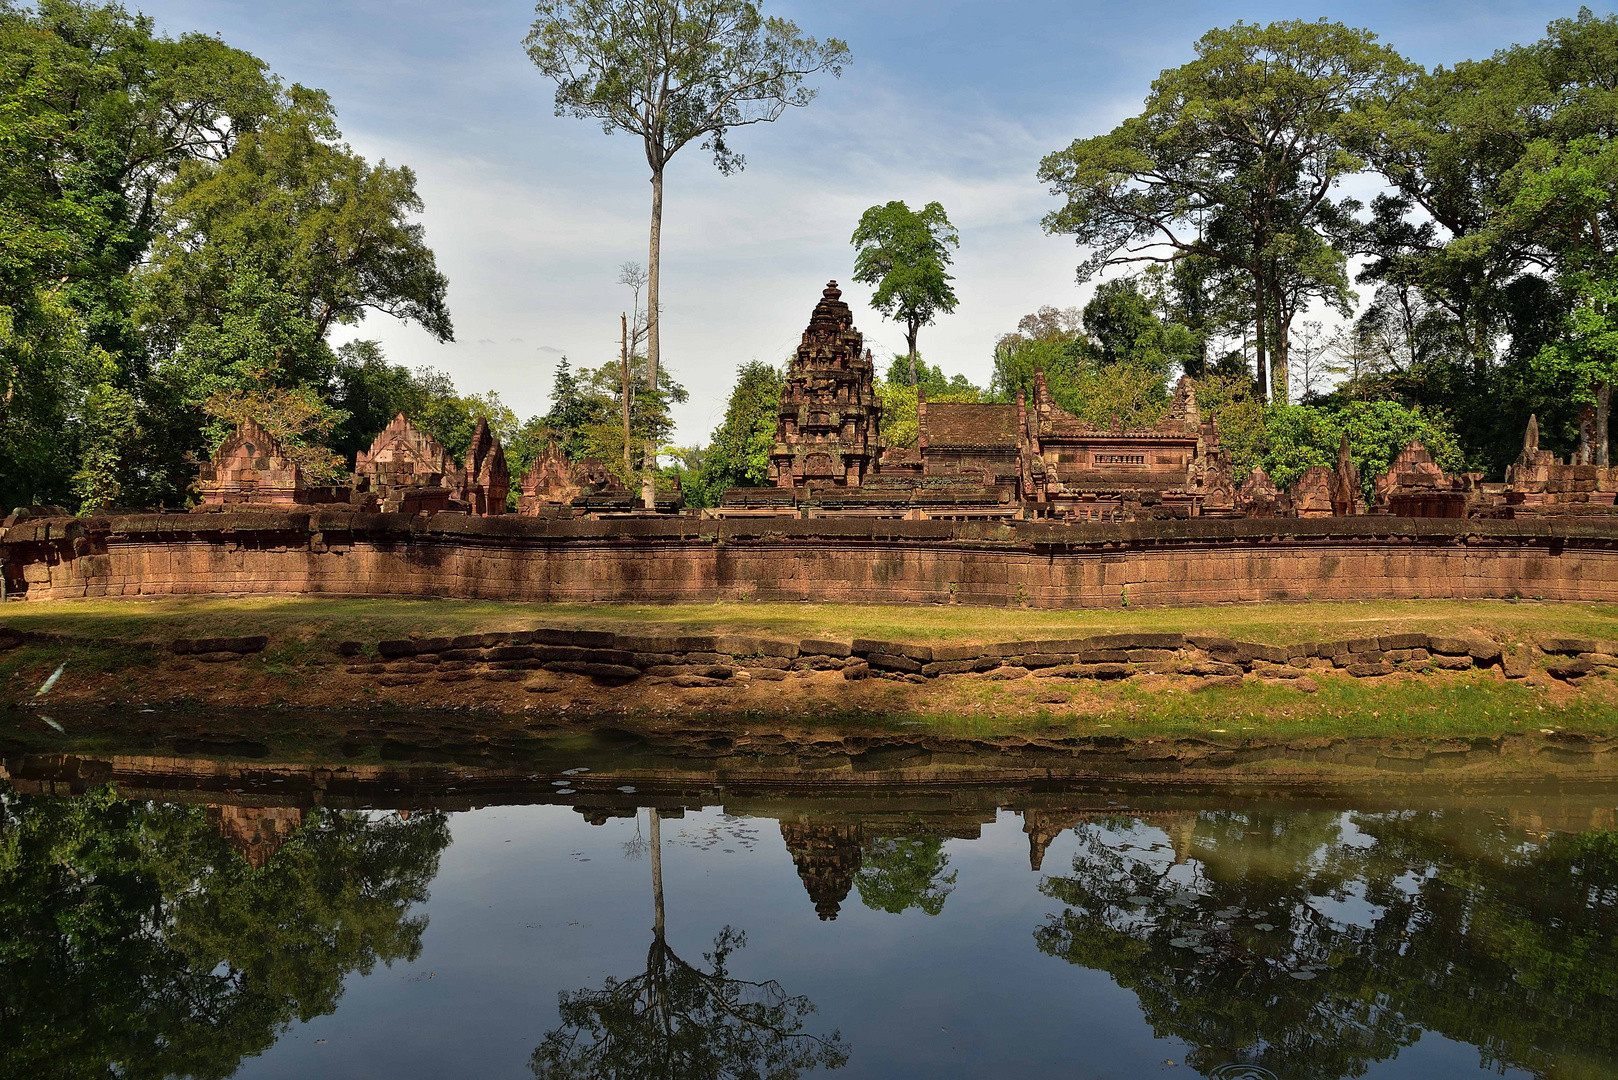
[770,281,882,488]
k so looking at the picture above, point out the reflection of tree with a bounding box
[855,838,957,916]
[532,812,849,1080]
[1035,809,1618,1079]
[0,782,449,1080]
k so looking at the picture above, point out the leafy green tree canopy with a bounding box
[850,200,959,383]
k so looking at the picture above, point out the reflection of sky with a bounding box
[113,2,1616,444]
[232,805,1536,1079]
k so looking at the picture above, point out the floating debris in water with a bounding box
[554,788,576,796]
[562,767,589,775]
[1288,970,1317,980]
[1253,923,1276,931]
[34,662,65,697]
[617,785,636,793]
[38,714,64,733]
[1169,937,1196,948]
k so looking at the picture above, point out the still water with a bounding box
[3,736,1616,1079]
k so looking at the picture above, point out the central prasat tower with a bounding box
[770,281,882,488]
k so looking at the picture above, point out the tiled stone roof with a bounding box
[927,403,1019,448]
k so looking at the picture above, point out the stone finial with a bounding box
[1524,413,1540,453]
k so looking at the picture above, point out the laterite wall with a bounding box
[5,512,1616,608]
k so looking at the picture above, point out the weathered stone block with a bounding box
[1022,652,1073,668]
[336,641,363,657]
[533,627,616,649]
[921,659,977,676]
[543,660,640,681]
[1190,661,1242,677]
[1244,643,1289,664]
[1125,648,1179,662]
[793,656,845,671]
[1380,633,1428,651]
[486,645,534,661]
[195,651,241,663]
[1347,661,1394,677]
[745,667,789,681]
[1431,653,1474,670]
[1427,636,1474,656]
[852,638,932,662]
[842,662,870,680]
[1468,641,1504,665]
[800,638,853,658]
[1578,652,1618,667]
[1536,636,1601,655]
[1547,658,1594,680]
[867,652,923,674]
[748,655,792,670]
[1347,637,1381,653]
[930,644,982,662]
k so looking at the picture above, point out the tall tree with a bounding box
[692,358,782,505]
[525,0,849,507]
[850,200,960,385]
[133,87,453,500]
[1038,19,1410,401]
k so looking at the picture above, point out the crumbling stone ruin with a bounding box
[194,418,307,506]
[194,411,512,518]
[1498,413,1618,516]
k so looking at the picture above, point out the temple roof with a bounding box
[926,403,1019,449]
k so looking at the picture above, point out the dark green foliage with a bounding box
[855,837,957,917]
[0,782,449,1080]
[691,360,782,507]
[1037,809,1618,1079]
[851,200,959,374]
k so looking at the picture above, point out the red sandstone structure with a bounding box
[194,418,306,506]
[770,281,884,489]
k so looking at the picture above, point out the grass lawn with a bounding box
[4,594,1618,649]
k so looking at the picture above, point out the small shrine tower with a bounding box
[770,281,882,488]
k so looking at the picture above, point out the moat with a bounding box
[3,718,1616,1080]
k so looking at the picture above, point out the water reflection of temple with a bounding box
[207,804,303,869]
[1023,808,1199,871]
[780,821,863,920]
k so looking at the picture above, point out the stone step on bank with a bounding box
[313,628,1616,689]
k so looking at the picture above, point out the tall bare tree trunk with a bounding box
[1253,276,1269,403]
[907,319,919,386]
[643,168,664,510]
[649,809,665,941]
[621,312,633,483]
[1598,383,1611,468]
[1271,285,1288,405]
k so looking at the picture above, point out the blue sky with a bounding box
[132,0,1611,445]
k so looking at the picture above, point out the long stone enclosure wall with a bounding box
[7,513,1618,607]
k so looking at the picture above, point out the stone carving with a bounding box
[1290,435,1363,517]
[355,413,462,514]
[518,440,626,514]
[770,281,882,489]
[1504,413,1618,512]
[460,416,509,515]
[1237,467,1289,518]
[194,418,305,506]
[1374,442,1469,518]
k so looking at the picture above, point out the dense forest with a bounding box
[3,3,1615,510]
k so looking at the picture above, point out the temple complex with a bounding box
[186,282,1618,525]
